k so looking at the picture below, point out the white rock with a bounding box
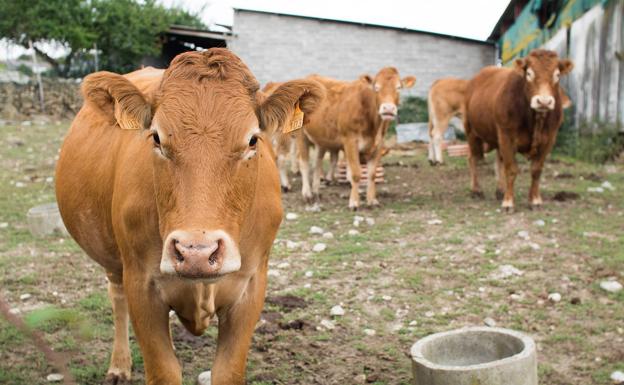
[303,283,311,288]
[533,219,546,227]
[197,370,212,385]
[601,181,615,191]
[277,262,290,269]
[427,219,442,225]
[305,271,313,278]
[490,265,524,280]
[330,305,345,316]
[600,280,623,293]
[320,319,335,330]
[305,203,322,212]
[285,212,298,220]
[267,269,280,277]
[348,229,360,236]
[309,226,324,234]
[610,370,624,383]
[363,328,376,336]
[355,261,365,268]
[484,317,497,327]
[322,232,334,239]
[588,186,604,193]
[286,240,299,250]
[365,217,375,226]
[510,293,522,301]
[20,293,32,301]
[0,222,8,229]
[548,293,562,303]
[529,242,541,251]
[312,243,327,252]
[474,245,486,254]
[424,311,435,318]
[15,182,25,188]
[517,230,530,239]
[409,320,418,326]
[45,177,53,183]
[382,295,392,301]
[46,374,64,382]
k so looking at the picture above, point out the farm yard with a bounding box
[0,121,622,385]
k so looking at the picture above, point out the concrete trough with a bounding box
[411,327,537,385]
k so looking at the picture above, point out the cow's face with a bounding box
[514,50,573,113]
[82,49,322,281]
[363,68,416,121]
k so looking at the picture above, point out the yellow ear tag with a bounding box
[285,102,304,134]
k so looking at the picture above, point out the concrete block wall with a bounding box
[229,10,495,97]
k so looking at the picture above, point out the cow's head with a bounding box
[82,49,323,281]
[361,67,416,121]
[514,50,573,113]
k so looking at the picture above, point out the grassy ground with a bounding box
[0,122,623,385]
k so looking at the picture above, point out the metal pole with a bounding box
[94,42,99,71]
[28,40,45,113]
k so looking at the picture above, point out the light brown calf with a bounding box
[299,68,416,209]
[427,78,468,165]
[464,49,573,211]
[55,48,322,385]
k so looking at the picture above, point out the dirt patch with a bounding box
[552,191,580,201]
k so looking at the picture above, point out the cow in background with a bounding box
[464,49,573,211]
[56,49,323,385]
[299,68,416,209]
[427,77,468,165]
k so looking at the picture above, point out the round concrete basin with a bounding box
[411,327,537,385]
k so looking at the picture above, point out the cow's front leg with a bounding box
[325,150,339,183]
[467,134,484,199]
[498,132,518,212]
[343,137,361,210]
[212,271,268,385]
[312,147,326,198]
[495,150,506,201]
[297,134,313,202]
[366,150,382,206]
[105,277,132,384]
[124,273,181,385]
[529,152,547,208]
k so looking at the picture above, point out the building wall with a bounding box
[229,11,495,97]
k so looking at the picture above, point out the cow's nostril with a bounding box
[172,239,185,262]
[208,240,222,266]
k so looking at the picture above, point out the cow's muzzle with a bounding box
[379,103,398,121]
[530,94,555,112]
[160,229,241,280]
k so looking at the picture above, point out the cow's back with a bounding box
[55,67,164,277]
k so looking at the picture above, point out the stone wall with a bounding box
[0,79,82,121]
[229,10,495,97]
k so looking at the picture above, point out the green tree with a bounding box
[0,0,205,77]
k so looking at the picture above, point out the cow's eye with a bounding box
[249,135,258,148]
[553,69,560,83]
[526,68,535,82]
[152,132,161,147]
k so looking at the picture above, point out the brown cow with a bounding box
[299,68,416,209]
[464,49,573,211]
[55,48,322,385]
[427,77,468,165]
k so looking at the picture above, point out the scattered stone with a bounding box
[322,232,334,239]
[46,374,64,382]
[0,222,8,229]
[320,319,335,330]
[355,261,365,268]
[45,177,53,183]
[517,230,530,240]
[303,283,311,288]
[363,328,376,336]
[19,293,32,301]
[510,293,522,301]
[533,219,546,227]
[285,212,298,220]
[528,242,541,251]
[309,226,324,234]
[305,203,322,212]
[600,280,623,293]
[353,215,364,227]
[490,265,524,280]
[305,271,313,278]
[365,217,375,226]
[483,317,497,327]
[425,311,435,318]
[312,243,327,252]
[382,295,392,301]
[286,240,299,250]
[427,219,442,225]
[548,293,562,303]
[474,245,486,254]
[353,374,367,384]
[267,269,280,277]
[197,371,211,385]
[409,320,418,326]
[15,181,26,188]
[330,305,345,316]
[348,229,360,236]
[277,262,290,269]
[611,371,624,383]
[588,186,604,193]
[601,181,615,191]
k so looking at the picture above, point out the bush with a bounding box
[388,96,428,136]
[554,120,624,163]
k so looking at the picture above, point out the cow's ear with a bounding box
[558,59,574,75]
[258,80,324,135]
[82,71,153,130]
[359,74,373,85]
[401,76,416,89]
[514,58,527,74]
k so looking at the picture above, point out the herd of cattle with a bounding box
[53,47,573,384]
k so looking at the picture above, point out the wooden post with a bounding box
[93,42,99,71]
[28,40,45,113]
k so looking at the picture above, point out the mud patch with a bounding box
[552,191,580,201]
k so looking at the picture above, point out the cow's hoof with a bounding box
[367,199,380,207]
[470,190,485,199]
[105,372,131,385]
[495,189,504,201]
[530,203,543,211]
[302,194,313,203]
[281,185,291,193]
[502,206,515,214]
[349,205,358,211]
[428,159,436,166]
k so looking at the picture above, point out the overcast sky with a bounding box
[1,0,510,60]
[163,0,510,41]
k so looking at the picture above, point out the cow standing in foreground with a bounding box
[55,49,322,385]
[464,49,573,211]
[427,78,468,165]
[299,68,416,209]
